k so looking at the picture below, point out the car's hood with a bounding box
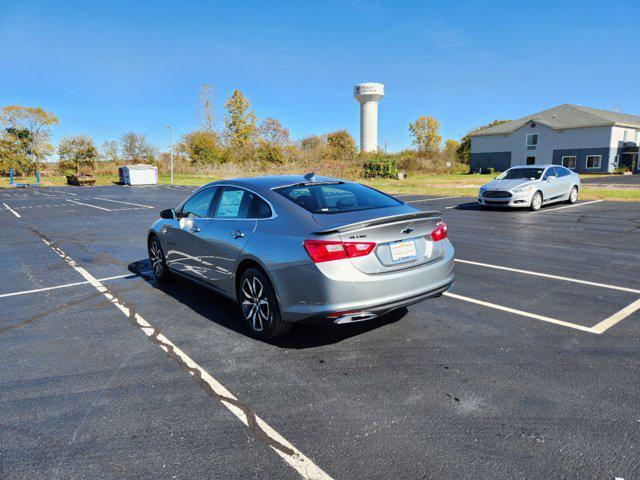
[482,179,537,191]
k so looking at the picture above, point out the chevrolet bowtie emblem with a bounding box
[401,227,414,235]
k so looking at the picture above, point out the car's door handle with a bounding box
[190,224,200,233]
[231,230,244,239]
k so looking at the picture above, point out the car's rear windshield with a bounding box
[274,182,402,214]
[497,168,545,180]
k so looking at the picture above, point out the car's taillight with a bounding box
[304,240,376,263]
[430,222,448,242]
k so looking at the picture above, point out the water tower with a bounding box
[354,83,384,152]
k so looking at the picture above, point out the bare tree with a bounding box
[199,83,215,132]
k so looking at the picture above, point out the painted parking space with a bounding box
[1,185,639,479]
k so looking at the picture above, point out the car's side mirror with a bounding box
[160,208,176,219]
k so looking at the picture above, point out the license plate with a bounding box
[390,239,418,262]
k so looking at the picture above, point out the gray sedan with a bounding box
[478,164,580,211]
[148,174,455,338]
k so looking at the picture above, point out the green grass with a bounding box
[2,172,639,202]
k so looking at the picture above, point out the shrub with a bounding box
[363,157,399,179]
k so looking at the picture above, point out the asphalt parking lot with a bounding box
[1,185,639,479]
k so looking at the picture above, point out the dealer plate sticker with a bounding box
[390,239,418,262]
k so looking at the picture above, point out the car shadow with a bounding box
[128,259,406,349]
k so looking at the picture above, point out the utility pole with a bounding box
[165,125,174,184]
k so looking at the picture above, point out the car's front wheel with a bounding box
[530,191,543,211]
[239,267,292,339]
[567,186,578,204]
[148,235,173,282]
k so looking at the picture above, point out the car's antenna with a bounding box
[304,172,316,183]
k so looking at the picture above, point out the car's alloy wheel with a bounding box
[239,268,292,339]
[148,236,172,281]
[241,276,271,332]
[530,192,543,211]
[568,186,578,204]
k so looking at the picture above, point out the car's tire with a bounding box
[567,186,578,204]
[530,191,543,211]
[148,235,173,282]
[239,267,291,339]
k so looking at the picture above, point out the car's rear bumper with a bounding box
[271,240,455,323]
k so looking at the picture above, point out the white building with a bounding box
[470,104,640,173]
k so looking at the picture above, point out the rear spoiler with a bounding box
[313,210,441,235]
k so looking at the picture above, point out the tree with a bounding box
[259,118,290,147]
[255,118,290,165]
[101,140,120,163]
[443,139,460,162]
[120,132,156,164]
[456,120,509,164]
[300,135,323,153]
[57,135,99,175]
[326,130,356,160]
[1,105,58,171]
[409,116,441,156]
[224,90,257,151]
[182,130,224,165]
[199,83,215,132]
[0,128,32,175]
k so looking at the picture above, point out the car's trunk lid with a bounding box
[312,207,444,274]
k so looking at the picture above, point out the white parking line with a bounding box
[0,272,151,299]
[39,236,331,480]
[405,196,461,203]
[532,199,603,214]
[65,199,112,211]
[443,292,595,333]
[3,202,21,218]
[591,298,640,334]
[455,259,640,294]
[92,197,154,209]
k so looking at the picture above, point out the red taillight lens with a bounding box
[304,240,376,263]
[343,241,376,258]
[430,222,448,242]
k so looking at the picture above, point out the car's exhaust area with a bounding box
[329,311,378,324]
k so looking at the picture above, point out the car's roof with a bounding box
[207,174,344,190]
[509,164,556,169]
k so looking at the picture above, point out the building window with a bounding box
[623,130,628,142]
[526,134,538,147]
[562,156,577,170]
[586,155,602,169]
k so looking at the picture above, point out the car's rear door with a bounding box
[556,166,574,195]
[542,167,564,200]
[194,186,268,294]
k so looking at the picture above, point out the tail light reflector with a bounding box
[304,240,376,263]
[430,222,448,242]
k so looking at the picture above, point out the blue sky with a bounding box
[1,0,639,153]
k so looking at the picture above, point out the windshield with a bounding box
[497,167,545,180]
[275,182,402,214]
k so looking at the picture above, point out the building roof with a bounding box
[471,104,640,136]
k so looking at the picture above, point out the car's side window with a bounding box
[248,195,273,219]
[214,187,255,219]
[179,187,217,219]
[543,168,557,180]
[559,167,571,177]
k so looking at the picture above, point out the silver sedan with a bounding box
[478,164,580,211]
[148,174,455,338]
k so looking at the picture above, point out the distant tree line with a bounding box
[0,88,510,178]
